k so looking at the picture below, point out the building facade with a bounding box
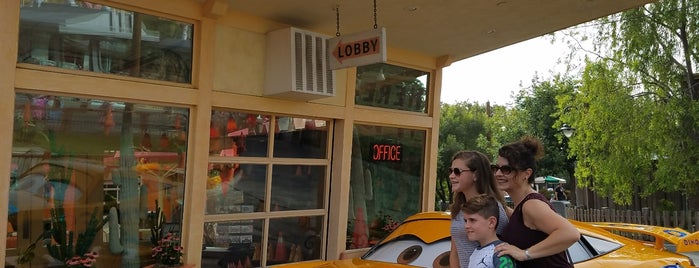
[0,0,649,267]
[2,1,441,267]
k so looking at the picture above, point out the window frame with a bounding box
[203,112,333,265]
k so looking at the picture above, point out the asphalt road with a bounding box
[684,251,699,266]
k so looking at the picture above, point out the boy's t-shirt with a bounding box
[468,240,516,268]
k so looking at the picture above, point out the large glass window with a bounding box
[346,125,426,249]
[203,110,330,267]
[270,165,325,211]
[355,63,430,113]
[202,220,263,267]
[18,1,193,83]
[9,93,189,267]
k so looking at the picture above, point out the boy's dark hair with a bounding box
[462,194,499,222]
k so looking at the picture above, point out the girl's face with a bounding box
[493,156,518,192]
[450,158,476,194]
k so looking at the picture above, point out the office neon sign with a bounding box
[371,143,401,162]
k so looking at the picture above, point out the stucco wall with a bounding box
[213,24,347,107]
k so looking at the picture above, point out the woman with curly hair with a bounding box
[493,136,579,268]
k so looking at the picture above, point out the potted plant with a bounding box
[149,232,185,268]
[66,252,99,268]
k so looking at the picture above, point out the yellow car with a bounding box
[275,212,697,267]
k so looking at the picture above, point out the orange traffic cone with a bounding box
[352,207,369,248]
[273,231,288,261]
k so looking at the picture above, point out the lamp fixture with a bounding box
[560,123,575,138]
[377,68,385,81]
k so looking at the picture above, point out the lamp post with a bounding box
[560,123,575,138]
[559,123,586,208]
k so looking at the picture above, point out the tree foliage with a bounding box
[435,77,575,207]
[437,0,698,209]
[514,76,576,180]
[558,0,699,205]
[435,102,490,208]
[477,104,524,158]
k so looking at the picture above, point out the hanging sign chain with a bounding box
[373,0,378,29]
[335,4,341,37]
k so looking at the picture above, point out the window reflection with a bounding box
[10,93,189,267]
[267,216,323,266]
[347,125,425,249]
[206,164,266,215]
[19,1,193,83]
[273,117,329,158]
[202,220,263,267]
[270,165,325,211]
[210,111,270,157]
[355,63,429,113]
[205,111,330,266]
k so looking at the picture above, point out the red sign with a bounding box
[371,144,401,162]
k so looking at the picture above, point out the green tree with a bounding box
[435,102,490,209]
[558,0,699,206]
[559,61,656,204]
[478,103,524,158]
[436,78,579,207]
[513,76,576,181]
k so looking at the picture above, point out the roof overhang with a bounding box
[218,0,655,67]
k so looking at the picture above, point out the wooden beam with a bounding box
[436,55,454,68]
[203,0,228,19]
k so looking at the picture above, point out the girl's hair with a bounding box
[498,135,545,184]
[448,150,506,219]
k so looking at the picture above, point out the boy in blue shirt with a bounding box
[463,194,516,268]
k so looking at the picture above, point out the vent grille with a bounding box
[324,38,334,95]
[265,27,336,100]
[315,36,324,93]
[304,34,314,92]
[294,32,304,91]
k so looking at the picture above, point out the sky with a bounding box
[441,36,572,107]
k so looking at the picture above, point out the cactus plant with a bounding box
[16,126,107,266]
[149,200,166,247]
[108,103,150,268]
[46,206,106,264]
[17,206,106,267]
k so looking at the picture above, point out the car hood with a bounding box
[572,220,694,267]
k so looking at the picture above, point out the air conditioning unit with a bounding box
[264,27,336,100]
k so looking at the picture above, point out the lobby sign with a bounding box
[328,27,386,70]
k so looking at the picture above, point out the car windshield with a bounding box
[568,233,623,263]
[584,234,622,254]
[363,237,451,267]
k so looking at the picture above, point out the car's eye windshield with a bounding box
[363,237,451,267]
[568,234,623,263]
[584,234,622,254]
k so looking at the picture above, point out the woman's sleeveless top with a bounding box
[500,192,572,268]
